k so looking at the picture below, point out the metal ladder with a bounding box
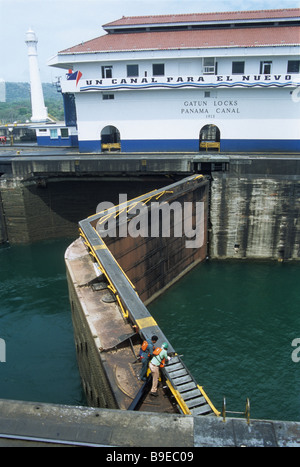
[163,356,220,416]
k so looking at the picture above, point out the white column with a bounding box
[25,28,48,122]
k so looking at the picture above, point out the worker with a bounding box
[149,342,171,397]
[139,335,158,381]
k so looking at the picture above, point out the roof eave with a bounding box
[55,42,300,56]
[103,16,300,32]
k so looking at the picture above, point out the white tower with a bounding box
[25,28,48,122]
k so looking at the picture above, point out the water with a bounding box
[148,260,300,422]
[1,240,299,422]
[0,239,85,406]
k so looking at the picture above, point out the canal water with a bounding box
[149,259,300,423]
[0,239,85,406]
[0,239,299,422]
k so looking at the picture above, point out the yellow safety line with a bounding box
[97,212,113,225]
[155,191,166,200]
[141,197,154,205]
[114,207,127,219]
[80,224,137,319]
[135,316,157,330]
[165,380,191,415]
[107,283,117,295]
[88,185,178,220]
[94,244,107,250]
[88,187,179,225]
[127,201,140,213]
[89,227,137,291]
[107,252,136,290]
[197,385,221,416]
[165,190,174,195]
[79,228,108,277]
[115,294,129,319]
[90,188,159,219]
[122,189,157,205]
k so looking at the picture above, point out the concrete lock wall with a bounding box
[66,265,119,409]
[0,190,7,243]
[103,179,209,303]
[0,177,169,244]
[0,178,30,244]
[1,157,300,262]
[209,159,300,261]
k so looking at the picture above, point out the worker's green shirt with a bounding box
[151,348,168,367]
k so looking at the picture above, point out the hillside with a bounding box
[0,82,64,123]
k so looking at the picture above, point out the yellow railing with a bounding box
[198,385,221,417]
[94,189,174,230]
[101,143,121,152]
[79,227,133,320]
[200,141,220,151]
[165,379,192,415]
[222,397,251,424]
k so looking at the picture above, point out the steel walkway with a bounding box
[163,356,220,416]
[79,176,220,418]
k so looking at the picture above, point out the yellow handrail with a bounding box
[222,397,251,424]
[79,227,133,320]
[165,379,192,415]
[102,143,121,151]
[198,385,221,417]
[200,141,220,152]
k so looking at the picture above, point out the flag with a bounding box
[67,71,82,86]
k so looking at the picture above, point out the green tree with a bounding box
[0,82,64,123]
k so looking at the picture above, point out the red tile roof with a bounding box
[60,26,300,54]
[103,8,300,27]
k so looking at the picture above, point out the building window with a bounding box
[127,64,139,77]
[232,61,245,74]
[101,66,113,78]
[287,60,300,73]
[203,58,216,74]
[50,129,58,139]
[61,128,69,138]
[152,63,165,76]
[103,94,114,100]
[260,61,272,74]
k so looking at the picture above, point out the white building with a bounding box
[48,8,300,153]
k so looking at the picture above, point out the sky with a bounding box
[0,0,299,83]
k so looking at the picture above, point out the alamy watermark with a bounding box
[0,338,6,363]
[96,194,204,249]
[291,86,300,103]
[291,338,300,363]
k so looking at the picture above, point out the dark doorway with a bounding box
[101,125,121,152]
[199,124,220,151]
